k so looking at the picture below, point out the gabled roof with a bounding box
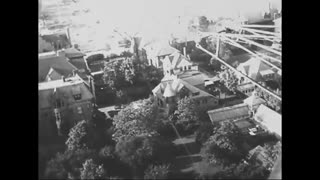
[162,51,193,70]
[207,103,250,122]
[153,76,215,99]
[156,44,177,57]
[254,104,281,137]
[237,57,272,81]
[39,55,77,82]
[243,92,266,107]
[38,76,93,109]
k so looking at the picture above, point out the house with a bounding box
[243,90,266,111]
[253,104,281,138]
[152,75,218,114]
[39,55,78,82]
[39,75,94,141]
[236,57,276,96]
[142,40,178,68]
[162,51,198,76]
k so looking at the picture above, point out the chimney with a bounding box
[183,47,187,57]
[72,70,77,76]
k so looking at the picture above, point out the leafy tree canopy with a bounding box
[112,97,161,142]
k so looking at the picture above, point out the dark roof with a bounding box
[64,48,85,59]
[39,56,77,82]
[68,58,88,71]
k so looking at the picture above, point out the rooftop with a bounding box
[39,76,84,90]
[153,76,215,99]
[39,55,78,82]
[237,83,255,90]
[237,57,272,81]
[254,104,281,137]
[64,47,86,58]
[207,103,250,122]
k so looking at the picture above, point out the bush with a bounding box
[144,164,170,179]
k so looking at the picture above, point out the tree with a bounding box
[44,148,98,179]
[174,96,208,132]
[66,120,88,151]
[142,65,164,88]
[115,135,155,177]
[213,161,269,179]
[66,110,113,151]
[80,159,106,179]
[112,97,161,142]
[115,135,175,178]
[219,68,239,94]
[39,11,52,26]
[263,141,282,168]
[256,87,281,113]
[174,97,199,132]
[144,164,170,180]
[200,121,245,166]
[198,16,210,31]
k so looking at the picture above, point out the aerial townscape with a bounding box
[38,0,282,179]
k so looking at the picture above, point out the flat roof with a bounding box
[39,76,84,90]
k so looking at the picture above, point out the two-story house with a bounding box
[142,40,178,68]
[236,57,277,96]
[39,75,94,142]
[162,51,198,76]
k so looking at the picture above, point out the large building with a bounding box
[39,75,94,141]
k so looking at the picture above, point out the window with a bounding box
[180,67,183,71]
[77,107,83,114]
[55,99,64,108]
[188,65,191,70]
[73,94,82,100]
[72,86,82,100]
[192,92,200,96]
